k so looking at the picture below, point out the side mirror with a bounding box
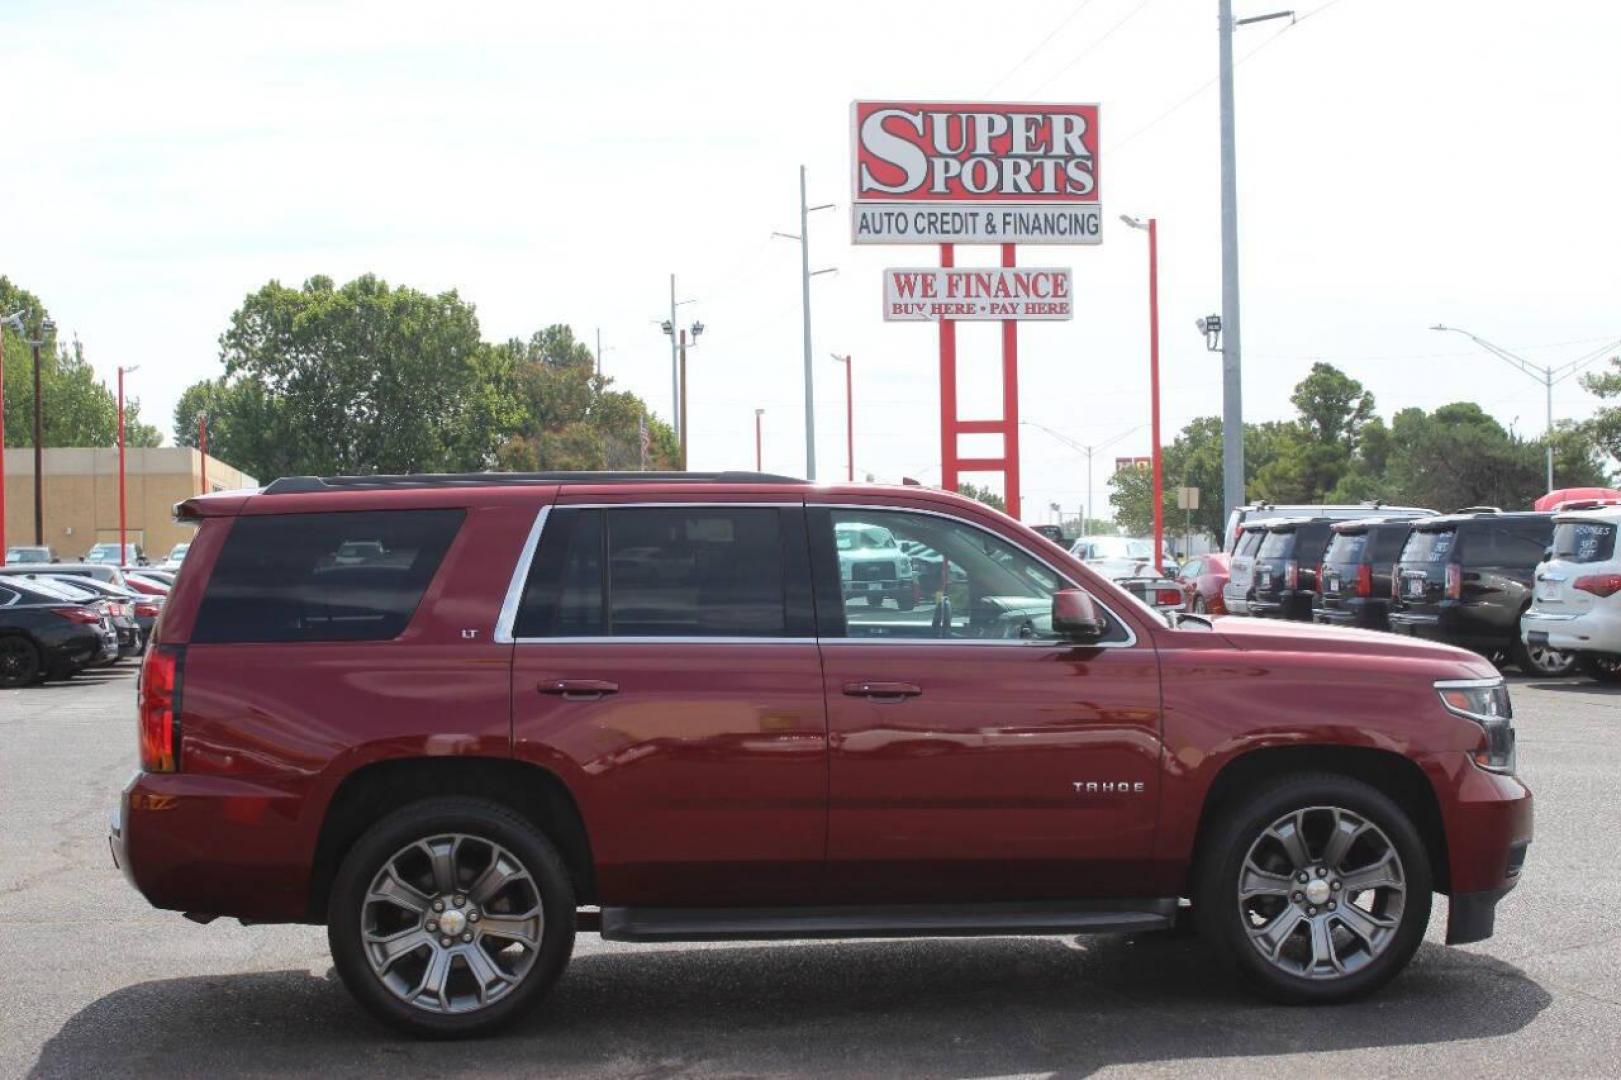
[1543,547,1553,562]
[1052,589,1107,643]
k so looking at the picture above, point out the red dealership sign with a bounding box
[884,267,1073,321]
[852,101,1102,244]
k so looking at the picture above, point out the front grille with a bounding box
[853,563,896,582]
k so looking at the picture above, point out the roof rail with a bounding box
[1450,505,1503,515]
[262,471,807,495]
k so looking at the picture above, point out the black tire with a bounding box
[0,636,43,689]
[897,589,916,612]
[866,593,885,608]
[1577,653,1621,684]
[327,797,576,1038]
[1194,773,1432,1004]
[1512,634,1577,677]
[1192,596,1208,615]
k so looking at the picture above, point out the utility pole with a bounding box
[27,319,55,545]
[1123,215,1164,571]
[679,329,689,470]
[595,327,602,379]
[668,276,679,441]
[773,166,836,480]
[755,408,764,472]
[1217,0,1244,528]
[198,412,209,494]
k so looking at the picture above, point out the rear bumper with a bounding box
[1522,608,1621,654]
[1390,609,1506,653]
[1250,592,1314,621]
[1221,585,1251,616]
[110,771,314,923]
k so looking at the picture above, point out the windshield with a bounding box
[835,526,895,551]
[1324,532,1368,565]
[1402,528,1457,563]
[169,544,190,559]
[1551,521,1616,563]
[5,548,48,563]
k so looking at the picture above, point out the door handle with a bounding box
[842,681,922,701]
[539,679,619,701]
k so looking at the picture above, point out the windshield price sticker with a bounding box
[883,267,1073,321]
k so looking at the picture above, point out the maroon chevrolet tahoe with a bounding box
[111,472,1532,1037]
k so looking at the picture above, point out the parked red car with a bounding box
[112,472,1532,1037]
[1174,552,1230,615]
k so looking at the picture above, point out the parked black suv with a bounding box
[1248,518,1333,621]
[1388,510,1575,675]
[1315,517,1420,632]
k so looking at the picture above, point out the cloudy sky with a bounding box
[4,0,1619,518]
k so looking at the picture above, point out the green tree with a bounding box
[1381,403,1607,510]
[1,276,161,448]
[1581,356,1621,466]
[955,481,1006,513]
[176,274,522,477]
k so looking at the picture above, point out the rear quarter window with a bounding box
[191,509,465,643]
[1461,522,1551,569]
[1257,530,1294,559]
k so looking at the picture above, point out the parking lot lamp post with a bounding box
[0,311,26,558]
[117,365,140,566]
[830,353,853,481]
[1430,325,1619,493]
[755,409,764,471]
[197,412,208,494]
[1122,215,1164,571]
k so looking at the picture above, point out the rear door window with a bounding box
[192,509,465,643]
[1552,522,1617,563]
[1462,522,1551,569]
[515,506,809,638]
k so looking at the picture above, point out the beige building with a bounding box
[3,447,257,561]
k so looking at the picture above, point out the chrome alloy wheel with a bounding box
[1237,806,1407,980]
[1523,641,1575,675]
[361,833,544,1015]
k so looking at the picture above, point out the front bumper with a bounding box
[1423,753,1533,945]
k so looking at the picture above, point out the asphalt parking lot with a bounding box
[2,666,1617,1078]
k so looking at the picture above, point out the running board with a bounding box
[597,899,1176,942]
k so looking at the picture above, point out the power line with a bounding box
[1028,0,1157,97]
[984,0,1104,96]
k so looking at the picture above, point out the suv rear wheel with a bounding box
[0,636,43,688]
[328,797,576,1038]
[1512,635,1577,677]
[1577,653,1621,684]
[1195,774,1432,1003]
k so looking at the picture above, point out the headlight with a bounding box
[1435,678,1515,774]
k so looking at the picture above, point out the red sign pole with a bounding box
[117,367,127,565]
[1148,218,1163,571]
[938,244,959,498]
[0,331,7,560]
[843,354,854,483]
[1000,243,1022,521]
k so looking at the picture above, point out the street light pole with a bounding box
[773,167,836,481]
[1020,420,1145,531]
[668,275,679,440]
[198,412,209,494]
[117,365,139,565]
[1122,215,1164,571]
[0,311,24,559]
[1217,0,1244,529]
[755,408,764,472]
[830,353,853,482]
[679,329,689,471]
[1430,325,1620,492]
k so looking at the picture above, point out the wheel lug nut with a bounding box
[1292,892,1303,902]
[468,912,480,923]
[1307,907,1317,916]
[1297,872,1309,884]
[432,900,444,912]
[440,936,452,947]
[1328,901,1337,911]
[1316,868,1328,878]
[453,895,466,907]
[1331,881,1341,891]
[426,921,438,932]
[461,932,473,943]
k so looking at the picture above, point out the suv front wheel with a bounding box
[1195,774,1432,1003]
[328,797,576,1038]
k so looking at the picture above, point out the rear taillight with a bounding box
[137,645,184,773]
[109,601,129,619]
[1284,560,1299,590]
[134,600,161,619]
[1154,587,1183,608]
[50,606,102,626]
[1574,574,1621,598]
[1445,562,1462,600]
[1356,563,1373,598]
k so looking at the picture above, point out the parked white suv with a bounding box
[1522,504,1621,682]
